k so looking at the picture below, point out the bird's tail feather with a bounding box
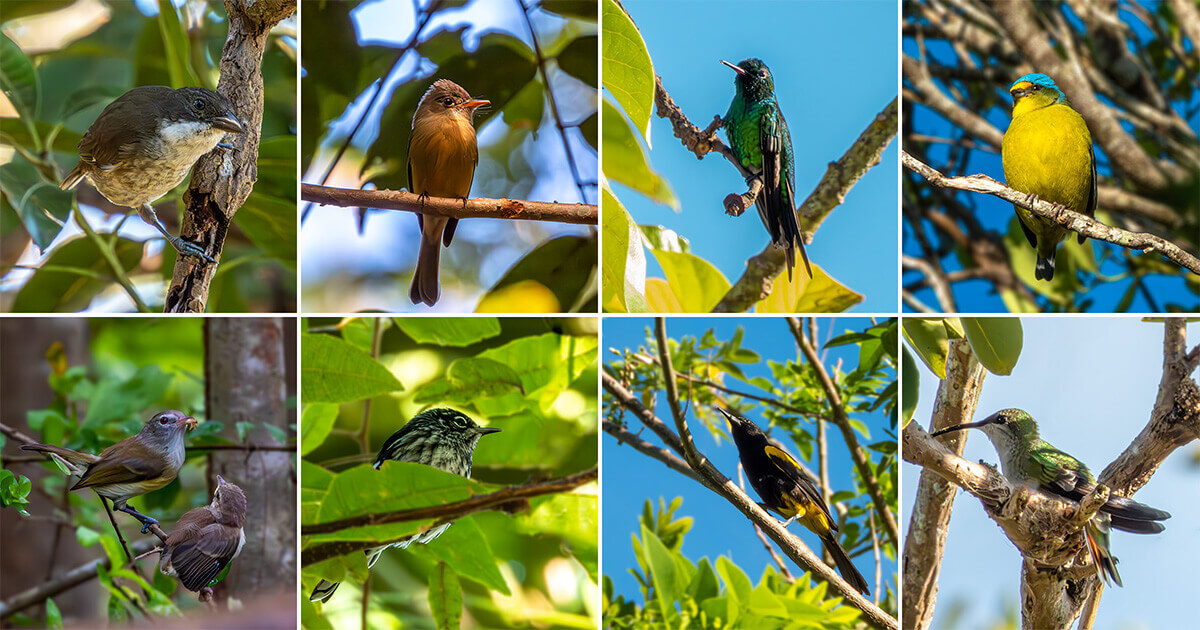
[1085,521,1122,587]
[309,579,340,602]
[1101,495,1171,524]
[410,216,446,306]
[20,444,97,475]
[822,533,870,596]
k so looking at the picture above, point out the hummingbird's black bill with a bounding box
[930,419,991,437]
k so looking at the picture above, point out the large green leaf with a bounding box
[11,235,144,312]
[300,403,338,456]
[475,235,597,314]
[901,346,919,427]
[394,317,501,346]
[962,317,1023,376]
[517,493,598,579]
[902,318,949,380]
[755,263,863,313]
[601,186,648,312]
[0,153,73,251]
[601,0,653,142]
[652,250,731,312]
[413,358,526,406]
[428,563,463,630]
[601,99,676,207]
[300,333,404,404]
[422,517,510,595]
[0,33,38,137]
[557,34,598,87]
[473,333,598,415]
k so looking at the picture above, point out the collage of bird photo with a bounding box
[0,1,1196,630]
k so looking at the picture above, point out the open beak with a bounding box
[183,416,198,431]
[720,60,747,76]
[461,99,490,111]
[212,113,245,134]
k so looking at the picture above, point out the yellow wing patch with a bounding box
[764,443,802,471]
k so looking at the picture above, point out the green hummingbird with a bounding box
[932,408,1170,586]
[721,58,812,280]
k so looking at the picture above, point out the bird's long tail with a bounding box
[1101,495,1170,534]
[20,444,98,475]
[821,532,870,595]
[410,215,447,306]
[1085,518,1122,587]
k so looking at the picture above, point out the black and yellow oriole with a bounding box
[719,408,870,595]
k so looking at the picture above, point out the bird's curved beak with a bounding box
[183,416,198,431]
[720,60,747,76]
[461,99,490,111]
[212,113,245,134]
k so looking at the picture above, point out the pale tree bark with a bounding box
[903,320,1200,629]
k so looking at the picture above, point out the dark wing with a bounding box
[762,442,836,531]
[168,523,243,591]
[757,111,786,250]
[1079,141,1098,244]
[374,421,419,467]
[77,87,172,170]
[72,453,162,490]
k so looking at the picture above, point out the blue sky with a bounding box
[905,318,1199,629]
[902,17,1200,312]
[603,317,898,608]
[611,1,899,312]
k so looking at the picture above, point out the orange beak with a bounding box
[184,416,198,431]
[461,99,490,110]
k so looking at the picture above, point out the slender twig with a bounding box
[356,319,384,455]
[516,0,590,203]
[787,318,900,548]
[302,184,597,225]
[72,210,151,312]
[602,420,701,484]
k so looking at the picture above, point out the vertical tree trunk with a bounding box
[203,318,295,598]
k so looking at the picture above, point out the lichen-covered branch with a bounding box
[904,151,1200,274]
[301,184,597,225]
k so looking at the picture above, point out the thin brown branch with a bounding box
[602,420,701,484]
[301,184,597,225]
[903,151,1200,274]
[301,467,596,564]
[787,318,900,548]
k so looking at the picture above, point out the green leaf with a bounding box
[901,346,919,427]
[429,562,463,630]
[902,318,949,380]
[0,153,74,251]
[601,186,648,312]
[76,525,101,547]
[237,193,297,268]
[422,516,510,594]
[413,357,526,406]
[962,317,1023,376]
[601,99,676,207]
[601,0,653,142]
[652,250,731,312]
[45,598,63,630]
[639,524,680,624]
[638,224,690,253]
[300,334,403,404]
[155,0,200,88]
[517,494,599,579]
[300,403,338,456]
[0,33,39,136]
[394,318,501,347]
[557,34,598,87]
[756,263,864,313]
[476,236,597,314]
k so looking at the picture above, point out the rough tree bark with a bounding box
[165,0,296,312]
[203,318,295,599]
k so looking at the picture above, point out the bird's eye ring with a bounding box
[192,98,206,110]
[160,417,170,425]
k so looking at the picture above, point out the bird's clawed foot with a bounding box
[167,235,217,264]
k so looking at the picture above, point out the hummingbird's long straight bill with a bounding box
[930,420,990,437]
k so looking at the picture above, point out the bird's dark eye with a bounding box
[1031,85,1041,91]
[192,98,206,110]
[160,417,170,425]
[759,70,767,78]
[442,97,455,107]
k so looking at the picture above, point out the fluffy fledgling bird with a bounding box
[308,408,500,602]
[407,79,490,306]
[722,58,812,280]
[159,475,247,592]
[933,408,1170,586]
[1001,73,1097,281]
[61,86,244,263]
[22,410,198,532]
[718,408,869,595]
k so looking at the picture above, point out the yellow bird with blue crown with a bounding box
[1001,73,1097,281]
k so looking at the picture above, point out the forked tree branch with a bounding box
[903,151,1200,274]
[602,371,898,630]
[300,184,597,225]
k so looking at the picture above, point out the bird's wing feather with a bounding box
[73,455,162,489]
[168,523,242,591]
[757,113,784,245]
[763,443,836,529]
[1080,141,1098,244]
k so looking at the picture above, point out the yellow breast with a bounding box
[1001,102,1094,214]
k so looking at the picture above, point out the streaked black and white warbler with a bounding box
[309,408,500,602]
